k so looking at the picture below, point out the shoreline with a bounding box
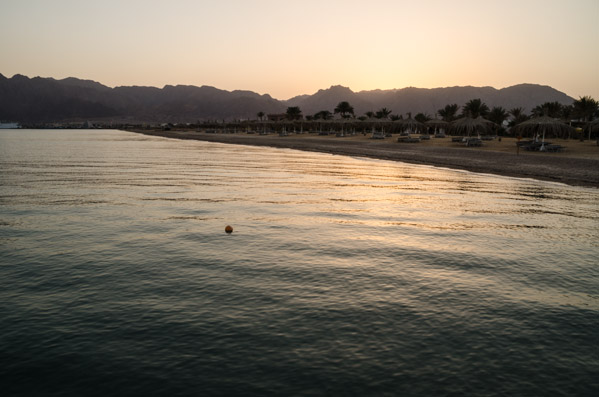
[126,129,599,188]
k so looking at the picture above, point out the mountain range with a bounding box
[0,73,575,123]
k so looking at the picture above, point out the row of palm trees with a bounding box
[260,96,598,135]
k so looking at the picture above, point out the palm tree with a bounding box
[561,104,575,139]
[365,111,375,119]
[257,111,265,121]
[531,102,563,118]
[437,104,459,122]
[462,99,490,118]
[375,107,392,119]
[573,96,599,140]
[313,110,333,120]
[573,96,598,122]
[561,104,574,121]
[487,106,508,126]
[508,107,529,128]
[414,113,431,123]
[334,101,355,118]
[286,106,302,120]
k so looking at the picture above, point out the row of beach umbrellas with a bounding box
[401,115,576,139]
[239,114,583,139]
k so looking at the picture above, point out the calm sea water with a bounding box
[1,129,597,396]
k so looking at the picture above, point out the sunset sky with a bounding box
[1,0,598,100]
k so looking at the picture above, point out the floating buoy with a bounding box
[225,225,233,234]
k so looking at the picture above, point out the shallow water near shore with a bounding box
[1,129,598,396]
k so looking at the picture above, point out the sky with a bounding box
[1,0,598,100]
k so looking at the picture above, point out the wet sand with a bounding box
[127,129,599,188]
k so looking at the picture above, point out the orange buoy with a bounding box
[225,225,233,234]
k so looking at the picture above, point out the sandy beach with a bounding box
[127,129,599,188]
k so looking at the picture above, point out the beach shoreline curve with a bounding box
[125,129,599,189]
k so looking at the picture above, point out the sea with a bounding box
[1,129,597,396]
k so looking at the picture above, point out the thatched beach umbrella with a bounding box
[585,118,599,144]
[425,118,448,128]
[362,117,382,131]
[335,117,357,136]
[425,119,448,134]
[511,116,574,150]
[451,116,495,137]
[259,119,274,134]
[360,117,386,136]
[396,116,423,134]
[319,118,338,134]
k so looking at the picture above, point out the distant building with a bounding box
[0,122,20,129]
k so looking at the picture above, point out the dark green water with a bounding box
[1,129,597,396]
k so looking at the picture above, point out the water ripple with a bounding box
[1,129,597,396]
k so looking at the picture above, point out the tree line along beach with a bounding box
[124,97,599,189]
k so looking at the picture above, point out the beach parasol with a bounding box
[335,117,358,136]
[360,117,387,135]
[395,115,423,134]
[312,118,334,134]
[451,116,495,137]
[364,117,393,133]
[425,119,448,134]
[585,118,599,143]
[511,116,574,151]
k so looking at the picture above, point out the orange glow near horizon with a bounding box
[1,0,598,100]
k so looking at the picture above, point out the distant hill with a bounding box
[0,73,574,123]
[0,74,286,123]
[286,84,575,117]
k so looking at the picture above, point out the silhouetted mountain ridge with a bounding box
[0,74,574,123]
[287,84,574,117]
